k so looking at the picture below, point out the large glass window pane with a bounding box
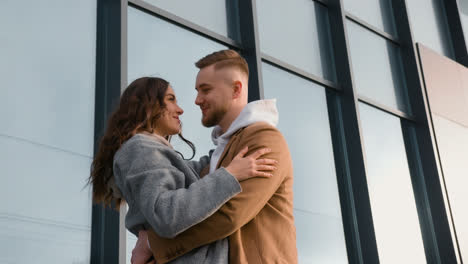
[359,103,426,263]
[343,0,396,36]
[0,0,95,263]
[257,0,336,81]
[263,63,348,263]
[432,115,468,261]
[0,138,92,263]
[406,0,454,58]
[347,21,409,113]
[140,0,235,39]
[0,1,96,157]
[127,7,227,262]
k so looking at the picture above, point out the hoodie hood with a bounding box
[209,99,278,173]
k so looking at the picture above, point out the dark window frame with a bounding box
[91,0,127,263]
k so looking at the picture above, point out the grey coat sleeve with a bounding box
[185,154,210,175]
[115,140,241,239]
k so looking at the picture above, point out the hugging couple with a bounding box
[89,49,297,264]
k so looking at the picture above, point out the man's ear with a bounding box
[232,80,242,99]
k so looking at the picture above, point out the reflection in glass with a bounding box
[257,0,336,81]
[127,7,228,262]
[0,1,96,156]
[343,0,396,35]
[359,103,426,263]
[263,63,347,263]
[140,0,238,40]
[0,0,95,263]
[0,138,92,263]
[347,20,409,113]
[406,0,454,58]
[432,114,468,260]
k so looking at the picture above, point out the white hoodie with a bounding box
[209,99,279,173]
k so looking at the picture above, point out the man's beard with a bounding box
[202,106,228,127]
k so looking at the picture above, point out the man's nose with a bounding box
[195,94,202,105]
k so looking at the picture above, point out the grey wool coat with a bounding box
[113,133,241,263]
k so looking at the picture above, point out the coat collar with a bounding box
[215,127,246,169]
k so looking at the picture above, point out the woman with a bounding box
[89,77,276,263]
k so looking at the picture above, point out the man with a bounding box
[133,49,297,263]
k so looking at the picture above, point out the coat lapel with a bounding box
[215,128,245,169]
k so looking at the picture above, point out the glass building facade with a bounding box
[1,0,467,263]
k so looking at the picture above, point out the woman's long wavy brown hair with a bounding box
[88,77,195,208]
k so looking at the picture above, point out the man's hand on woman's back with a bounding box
[131,230,155,264]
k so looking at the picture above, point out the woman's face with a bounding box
[154,85,184,137]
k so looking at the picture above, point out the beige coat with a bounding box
[148,122,298,263]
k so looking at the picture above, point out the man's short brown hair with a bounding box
[195,49,249,78]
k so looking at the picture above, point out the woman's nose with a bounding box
[177,105,184,115]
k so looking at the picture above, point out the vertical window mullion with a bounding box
[327,0,380,263]
[91,0,127,263]
[238,0,263,101]
[443,0,468,66]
